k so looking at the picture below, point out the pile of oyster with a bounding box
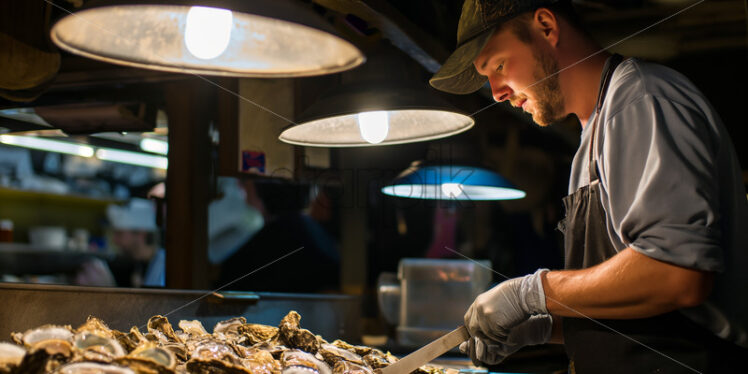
[0,311,444,374]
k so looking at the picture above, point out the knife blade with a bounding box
[377,326,470,374]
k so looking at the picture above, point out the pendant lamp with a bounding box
[50,0,364,77]
[278,84,474,147]
[381,161,526,201]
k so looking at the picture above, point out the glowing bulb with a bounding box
[357,111,389,144]
[184,6,233,60]
[441,183,464,198]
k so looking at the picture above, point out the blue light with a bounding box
[381,165,526,201]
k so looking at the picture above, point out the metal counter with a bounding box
[0,283,361,343]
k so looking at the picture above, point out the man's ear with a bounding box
[533,8,559,47]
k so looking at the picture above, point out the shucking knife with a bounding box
[376,326,470,374]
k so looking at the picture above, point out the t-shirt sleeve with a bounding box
[597,94,724,272]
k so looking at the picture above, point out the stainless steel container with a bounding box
[0,283,361,342]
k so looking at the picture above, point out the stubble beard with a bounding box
[529,46,565,127]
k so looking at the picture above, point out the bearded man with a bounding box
[430,0,748,372]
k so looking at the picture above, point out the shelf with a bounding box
[0,243,115,275]
[0,187,121,208]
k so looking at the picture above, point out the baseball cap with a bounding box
[107,198,157,231]
[430,0,564,94]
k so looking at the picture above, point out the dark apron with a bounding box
[558,54,748,373]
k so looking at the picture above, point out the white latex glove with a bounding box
[460,314,553,366]
[464,269,549,343]
[75,258,116,287]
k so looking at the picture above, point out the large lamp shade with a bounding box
[50,0,364,77]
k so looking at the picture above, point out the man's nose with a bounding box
[490,81,512,102]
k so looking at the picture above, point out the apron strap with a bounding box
[588,54,624,184]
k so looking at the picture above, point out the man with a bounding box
[107,198,165,287]
[430,0,748,372]
[75,198,164,287]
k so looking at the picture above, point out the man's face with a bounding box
[112,229,150,260]
[473,25,565,127]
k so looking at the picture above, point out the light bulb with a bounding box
[441,183,464,198]
[357,111,389,144]
[184,6,233,60]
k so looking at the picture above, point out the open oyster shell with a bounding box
[213,317,247,337]
[278,312,320,354]
[72,331,126,362]
[147,316,183,345]
[333,361,373,374]
[318,344,364,367]
[281,349,332,374]
[238,323,278,345]
[12,325,73,348]
[75,317,114,338]
[56,362,136,374]
[0,342,26,373]
[177,320,209,339]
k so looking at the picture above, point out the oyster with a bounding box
[251,341,288,360]
[115,344,176,374]
[412,366,446,374]
[13,325,73,348]
[330,341,372,357]
[186,339,251,374]
[185,358,252,374]
[147,316,183,345]
[57,362,136,374]
[0,342,26,373]
[190,340,240,362]
[161,343,189,363]
[13,326,74,362]
[177,320,209,338]
[281,350,332,374]
[361,351,397,369]
[72,331,126,362]
[236,348,281,374]
[130,345,177,369]
[318,344,364,367]
[213,317,247,340]
[75,317,114,338]
[15,347,69,374]
[333,361,373,374]
[113,327,149,354]
[237,323,278,345]
[278,312,320,353]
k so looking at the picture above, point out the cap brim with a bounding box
[430,29,493,95]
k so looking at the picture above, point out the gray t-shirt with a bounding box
[568,58,748,347]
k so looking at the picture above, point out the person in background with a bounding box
[430,0,748,371]
[108,198,164,287]
[207,177,265,265]
[75,198,164,287]
[217,179,340,293]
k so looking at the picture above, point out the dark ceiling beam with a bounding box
[50,67,188,90]
[313,0,450,73]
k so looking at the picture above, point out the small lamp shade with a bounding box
[50,0,364,77]
[381,163,526,201]
[279,86,474,147]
